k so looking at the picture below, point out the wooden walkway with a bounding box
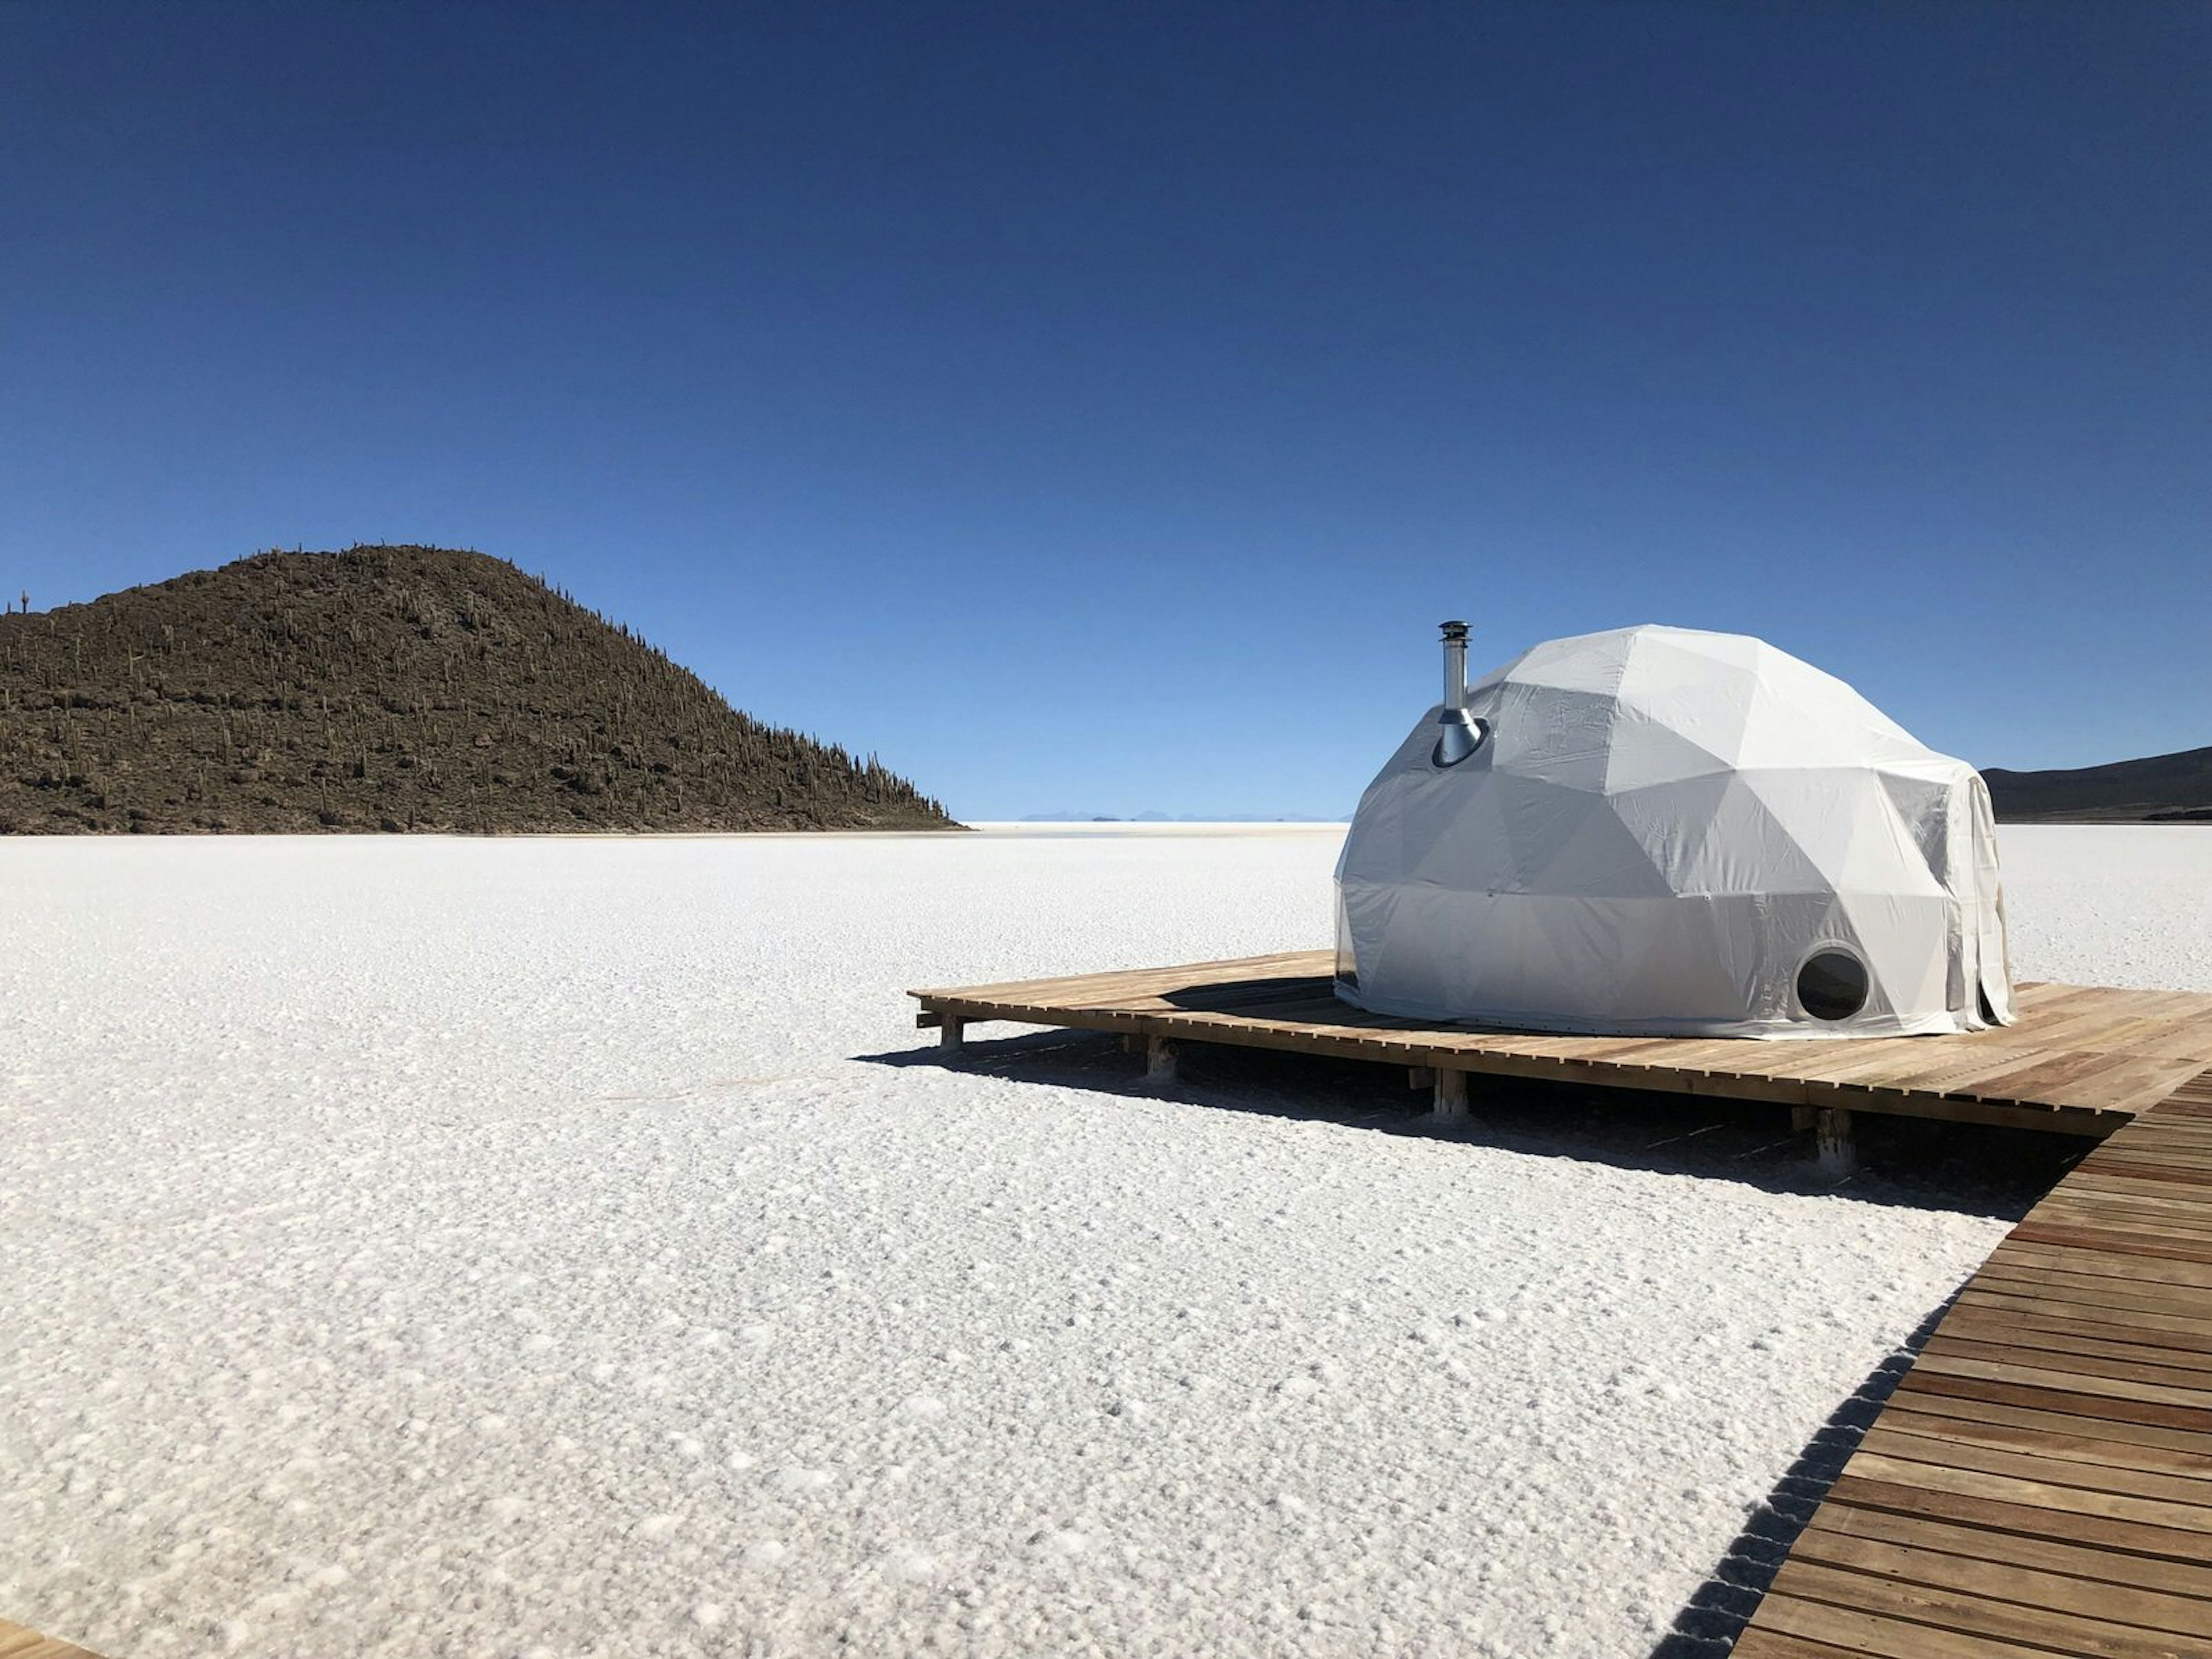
[0,1620,103,1659]
[912,955,2212,1657]
[1737,1067,2212,1658]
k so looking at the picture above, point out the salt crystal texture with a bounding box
[1,825,2199,1656]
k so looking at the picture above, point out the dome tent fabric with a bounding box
[1334,624,2015,1039]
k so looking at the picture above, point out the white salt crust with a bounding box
[1,825,2201,1656]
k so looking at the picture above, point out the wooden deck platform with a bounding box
[912,954,2212,1656]
[912,950,2212,1138]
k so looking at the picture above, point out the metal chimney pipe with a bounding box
[1432,620,1481,767]
[1440,620,1469,712]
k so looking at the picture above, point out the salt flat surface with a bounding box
[2,824,2203,1658]
[1997,825,2212,993]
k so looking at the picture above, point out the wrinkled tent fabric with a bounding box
[1334,625,2016,1039]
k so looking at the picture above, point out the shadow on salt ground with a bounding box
[1648,1297,1952,1657]
[861,1027,2081,1219]
[867,1031,2002,1654]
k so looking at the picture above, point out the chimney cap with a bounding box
[1439,620,1469,641]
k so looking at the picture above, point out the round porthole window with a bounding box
[1796,948,1869,1022]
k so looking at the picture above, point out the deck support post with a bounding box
[1815,1106,1857,1177]
[1145,1036,1180,1084]
[1432,1067,1469,1123]
[938,1014,965,1053]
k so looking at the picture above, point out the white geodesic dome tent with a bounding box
[1334,624,2014,1038]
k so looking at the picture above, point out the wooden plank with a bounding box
[2080,1143,2212,1175]
[2057,1059,2212,1116]
[1774,1039,2016,1088]
[1931,1312,2212,1377]
[1984,1240,2212,1292]
[1766,1558,2212,1658]
[2096,1114,2212,1141]
[2099,1112,2212,1137]
[2008,1222,2212,1270]
[2030,1195,2212,1244]
[1878,1400,2212,1479]
[2072,1153,2212,1183]
[2095,1126,2212,1155]
[1968,1261,2212,1317]
[1611,1037,1757,1074]
[1946,1266,2212,1316]
[1889,1368,2212,1446]
[2084,1126,2212,1156]
[1749,1590,2093,1659]
[2024,1002,2212,1058]
[1897,1365,2212,1434]
[1944,1046,2171,1108]
[2032,1173,2212,1211]
[1946,1294,2212,1357]
[1929,1318,2212,1380]
[2005,994,2205,1049]
[2063,1168,2212,1203]
[1805,1046,2040,1097]
[2040,1177,2212,1215]
[2074,1157,2212,1184]
[1823,1471,2212,1561]
[1838,1448,2212,1535]
[2079,1123,2212,1150]
[1808,1499,2212,1600]
[1908,1347,2212,1416]
[1729,1632,1867,1659]
[2105,1009,2212,1060]
[2020,1200,2212,1247]
[1858,1422,2212,1506]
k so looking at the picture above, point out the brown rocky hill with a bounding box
[0,546,957,834]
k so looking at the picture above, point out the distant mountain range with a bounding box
[1984,745,2212,824]
[1035,748,2212,829]
[0,546,956,835]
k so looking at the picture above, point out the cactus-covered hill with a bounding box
[0,545,957,834]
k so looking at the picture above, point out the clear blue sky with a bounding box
[5,2,2206,819]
